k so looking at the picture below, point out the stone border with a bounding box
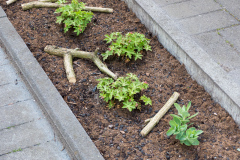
[0,7,104,160]
[123,0,240,125]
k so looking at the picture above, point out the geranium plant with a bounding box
[102,32,152,61]
[55,0,93,35]
[166,102,203,146]
[97,73,152,111]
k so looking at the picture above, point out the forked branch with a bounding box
[44,45,117,83]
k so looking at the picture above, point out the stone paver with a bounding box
[219,25,240,53]
[162,0,221,19]
[0,82,32,107]
[0,119,54,154]
[0,48,9,66]
[0,141,71,160]
[0,99,43,130]
[178,10,239,35]
[215,0,240,20]
[193,31,240,72]
[153,0,189,6]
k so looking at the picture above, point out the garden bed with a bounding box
[1,0,240,159]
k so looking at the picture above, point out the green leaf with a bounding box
[188,138,199,145]
[187,112,199,120]
[122,101,135,112]
[186,101,191,111]
[140,95,152,105]
[166,127,175,136]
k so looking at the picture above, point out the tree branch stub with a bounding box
[140,92,180,137]
[21,1,113,13]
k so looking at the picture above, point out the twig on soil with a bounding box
[21,1,113,13]
[140,92,180,137]
[44,45,117,83]
[6,0,17,5]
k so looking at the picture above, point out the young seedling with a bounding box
[55,0,94,35]
[102,32,152,61]
[97,73,152,111]
[166,102,203,146]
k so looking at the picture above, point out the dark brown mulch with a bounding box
[1,0,240,159]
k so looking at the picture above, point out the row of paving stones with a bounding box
[0,47,71,159]
[123,0,240,124]
[0,6,104,160]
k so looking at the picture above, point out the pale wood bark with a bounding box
[38,0,57,2]
[6,0,17,5]
[22,1,113,13]
[63,53,76,83]
[140,92,180,137]
[44,45,117,81]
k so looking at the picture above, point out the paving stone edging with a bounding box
[123,0,240,124]
[0,7,104,160]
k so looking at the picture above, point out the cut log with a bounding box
[21,1,113,13]
[44,45,117,83]
[140,92,180,137]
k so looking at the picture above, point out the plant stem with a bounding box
[44,45,117,83]
[21,1,113,13]
[140,92,180,137]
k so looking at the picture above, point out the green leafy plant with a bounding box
[166,102,203,146]
[55,0,94,35]
[97,73,152,111]
[102,32,152,61]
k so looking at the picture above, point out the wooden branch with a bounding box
[63,53,76,83]
[38,0,57,2]
[140,92,180,137]
[21,1,113,13]
[6,0,17,5]
[44,45,117,81]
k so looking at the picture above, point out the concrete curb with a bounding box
[0,7,104,160]
[123,0,240,124]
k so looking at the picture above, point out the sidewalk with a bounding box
[0,7,104,160]
[124,0,240,124]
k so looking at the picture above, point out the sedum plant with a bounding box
[166,102,203,146]
[55,0,94,35]
[102,32,152,61]
[97,73,152,111]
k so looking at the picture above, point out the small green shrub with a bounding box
[97,73,152,111]
[166,102,203,146]
[55,0,93,35]
[102,32,152,61]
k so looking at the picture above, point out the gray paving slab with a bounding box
[215,0,240,20]
[0,48,9,66]
[219,25,240,54]
[0,7,6,18]
[0,99,43,130]
[228,69,240,85]
[178,10,239,35]
[0,119,54,155]
[162,0,221,20]
[193,31,240,72]
[153,0,189,6]
[0,82,32,107]
[0,61,18,86]
[0,141,70,160]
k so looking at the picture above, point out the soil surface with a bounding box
[1,0,240,159]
